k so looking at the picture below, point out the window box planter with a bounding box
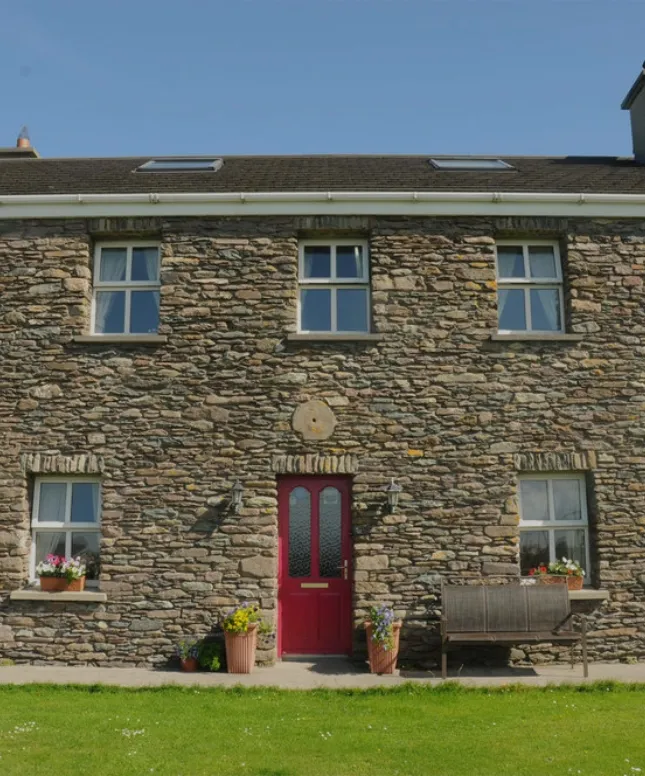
[365,620,402,675]
[224,623,258,674]
[538,575,583,591]
[39,575,86,593]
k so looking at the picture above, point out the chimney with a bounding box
[622,61,645,160]
[16,125,31,149]
[0,126,39,159]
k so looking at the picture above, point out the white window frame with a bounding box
[518,473,590,579]
[495,240,565,334]
[297,239,371,334]
[30,477,102,585]
[91,242,161,335]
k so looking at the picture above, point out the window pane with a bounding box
[131,247,159,281]
[303,246,331,279]
[528,246,557,278]
[337,288,369,332]
[554,529,587,571]
[498,289,526,331]
[71,483,100,523]
[301,289,331,331]
[553,480,583,522]
[95,291,125,334]
[520,530,549,575]
[130,290,160,334]
[289,487,311,577]
[71,532,101,580]
[319,487,342,578]
[520,480,549,522]
[497,246,525,278]
[37,483,67,522]
[35,531,66,563]
[99,248,127,282]
[530,288,561,331]
[336,246,365,279]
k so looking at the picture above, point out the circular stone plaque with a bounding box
[292,400,337,441]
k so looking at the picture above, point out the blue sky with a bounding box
[0,0,643,158]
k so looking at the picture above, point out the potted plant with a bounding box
[364,605,402,675]
[221,603,264,674]
[175,639,200,672]
[36,555,86,592]
[529,557,585,590]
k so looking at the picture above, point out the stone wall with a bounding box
[0,214,644,667]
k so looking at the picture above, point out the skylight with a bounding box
[430,158,513,171]
[136,158,223,172]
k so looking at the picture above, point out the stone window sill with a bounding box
[490,333,584,343]
[10,589,107,603]
[286,333,383,343]
[569,589,609,601]
[72,335,167,346]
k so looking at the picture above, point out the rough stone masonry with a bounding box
[0,213,644,667]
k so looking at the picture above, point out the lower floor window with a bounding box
[31,479,101,581]
[518,474,589,577]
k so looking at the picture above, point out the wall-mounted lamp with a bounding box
[231,480,244,514]
[385,479,402,513]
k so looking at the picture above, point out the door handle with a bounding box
[338,560,348,580]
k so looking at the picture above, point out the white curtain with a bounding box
[38,483,66,522]
[91,484,100,523]
[37,532,65,558]
[532,289,560,330]
[144,248,159,281]
[95,252,126,333]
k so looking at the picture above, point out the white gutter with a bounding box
[0,190,644,218]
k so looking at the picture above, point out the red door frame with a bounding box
[277,476,353,656]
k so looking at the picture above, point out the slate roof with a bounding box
[1,155,645,196]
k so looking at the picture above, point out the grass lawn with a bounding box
[0,683,644,775]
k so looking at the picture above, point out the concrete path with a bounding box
[0,659,643,688]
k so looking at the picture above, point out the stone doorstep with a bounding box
[9,589,107,603]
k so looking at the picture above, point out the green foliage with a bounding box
[197,641,222,672]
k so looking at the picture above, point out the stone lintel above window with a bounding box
[21,453,104,476]
[513,451,596,473]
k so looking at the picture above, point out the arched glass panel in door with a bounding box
[288,486,311,577]
[319,487,342,578]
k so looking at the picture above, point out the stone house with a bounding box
[2,66,645,668]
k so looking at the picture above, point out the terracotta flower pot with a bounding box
[364,621,402,675]
[537,575,583,590]
[39,576,86,592]
[224,623,258,674]
[39,577,67,592]
[180,657,199,672]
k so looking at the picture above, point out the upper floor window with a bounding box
[31,478,101,583]
[495,241,564,333]
[298,241,370,334]
[518,474,589,579]
[92,243,161,335]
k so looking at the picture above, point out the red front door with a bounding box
[278,476,352,656]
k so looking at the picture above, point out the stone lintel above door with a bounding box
[272,454,358,475]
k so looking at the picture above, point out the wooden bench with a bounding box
[440,583,588,679]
